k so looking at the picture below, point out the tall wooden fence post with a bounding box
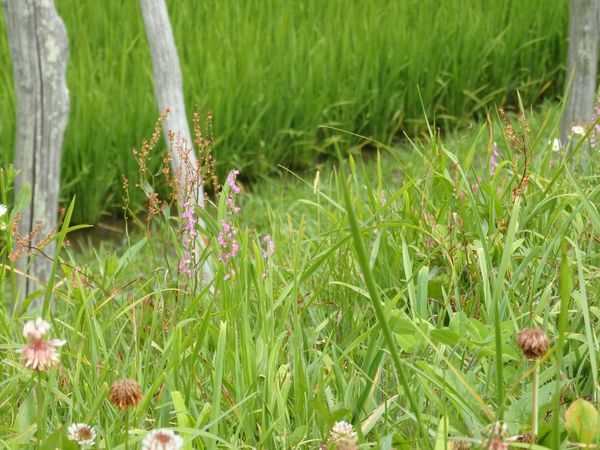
[560,0,599,156]
[4,0,70,309]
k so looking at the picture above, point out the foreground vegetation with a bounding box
[0,104,598,448]
[0,0,569,223]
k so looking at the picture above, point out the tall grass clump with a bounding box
[0,104,598,448]
[0,0,569,222]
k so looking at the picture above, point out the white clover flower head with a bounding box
[571,125,586,136]
[67,423,96,448]
[329,421,358,444]
[0,204,7,218]
[141,429,184,450]
[551,138,561,152]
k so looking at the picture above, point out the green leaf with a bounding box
[17,389,36,435]
[171,391,193,450]
[40,425,73,450]
[434,415,449,450]
[565,399,599,444]
[430,329,460,347]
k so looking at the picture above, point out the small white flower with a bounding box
[0,204,7,218]
[551,138,561,152]
[571,125,586,136]
[142,429,184,450]
[67,423,96,448]
[329,421,358,444]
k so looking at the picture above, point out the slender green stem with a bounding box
[532,364,538,442]
[552,241,572,449]
[124,409,130,450]
[36,372,44,448]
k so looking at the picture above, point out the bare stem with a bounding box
[36,372,44,448]
[532,364,539,442]
[124,409,130,450]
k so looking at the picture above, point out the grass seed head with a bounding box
[108,379,142,410]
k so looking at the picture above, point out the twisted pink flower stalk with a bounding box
[261,234,275,278]
[489,143,500,176]
[179,201,197,276]
[218,170,242,280]
[226,169,241,213]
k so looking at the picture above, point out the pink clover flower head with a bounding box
[329,420,358,445]
[20,318,66,371]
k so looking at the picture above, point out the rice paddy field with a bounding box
[0,0,568,223]
[1,0,600,449]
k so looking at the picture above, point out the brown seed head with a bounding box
[108,379,142,410]
[517,328,549,359]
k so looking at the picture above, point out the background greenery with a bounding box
[0,0,569,223]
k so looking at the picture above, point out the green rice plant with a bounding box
[0,0,569,223]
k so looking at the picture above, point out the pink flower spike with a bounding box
[489,143,500,177]
[227,170,241,194]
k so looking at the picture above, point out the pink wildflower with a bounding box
[489,143,500,176]
[227,170,241,194]
[262,235,275,259]
[261,234,275,278]
[179,201,198,276]
[181,201,197,244]
[20,318,66,371]
[217,169,243,280]
[178,251,192,276]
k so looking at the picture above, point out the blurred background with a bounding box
[0,0,569,223]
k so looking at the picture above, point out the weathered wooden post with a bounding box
[140,0,213,282]
[560,0,599,150]
[4,0,70,308]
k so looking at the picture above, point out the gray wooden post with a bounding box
[4,0,70,308]
[140,0,213,283]
[560,0,599,149]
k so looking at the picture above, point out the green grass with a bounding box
[0,0,569,223]
[0,105,598,448]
